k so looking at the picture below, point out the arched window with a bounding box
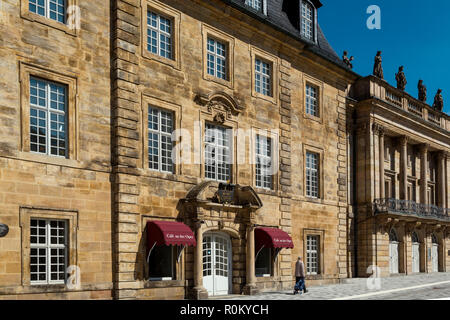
[389,229,398,242]
[411,232,419,243]
[300,0,316,41]
[431,234,438,244]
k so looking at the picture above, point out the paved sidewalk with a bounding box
[215,273,450,300]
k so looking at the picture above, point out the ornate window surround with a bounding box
[20,0,79,36]
[140,93,182,177]
[302,144,324,201]
[19,206,78,287]
[302,75,323,123]
[201,24,235,89]
[302,228,325,278]
[19,61,79,163]
[250,46,279,105]
[141,0,181,70]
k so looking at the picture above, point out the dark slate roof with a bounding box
[219,0,350,71]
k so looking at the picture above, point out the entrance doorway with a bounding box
[411,232,420,273]
[203,232,232,296]
[389,229,399,274]
[431,234,439,273]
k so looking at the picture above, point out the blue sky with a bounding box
[319,0,450,114]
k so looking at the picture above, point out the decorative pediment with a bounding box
[184,181,262,209]
[194,91,245,123]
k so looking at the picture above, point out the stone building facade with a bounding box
[349,76,450,278]
[0,0,448,301]
[0,0,112,299]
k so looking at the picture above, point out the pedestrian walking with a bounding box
[294,256,307,294]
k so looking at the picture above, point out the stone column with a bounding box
[399,136,408,200]
[378,126,385,199]
[437,152,446,208]
[420,144,429,204]
[191,222,208,299]
[244,224,257,295]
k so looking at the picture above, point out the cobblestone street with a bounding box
[214,273,450,300]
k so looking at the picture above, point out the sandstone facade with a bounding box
[0,0,448,301]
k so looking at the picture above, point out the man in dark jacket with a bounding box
[294,256,307,294]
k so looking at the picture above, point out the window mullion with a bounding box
[45,82,51,156]
[46,220,50,283]
[158,110,162,172]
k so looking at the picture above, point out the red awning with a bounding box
[255,227,294,252]
[147,221,196,247]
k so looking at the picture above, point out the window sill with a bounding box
[203,74,234,90]
[252,91,277,105]
[142,50,181,71]
[255,187,278,197]
[144,279,184,288]
[21,11,77,37]
[303,113,322,124]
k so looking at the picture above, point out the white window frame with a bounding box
[300,0,315,41]
[255,134,273,190]
[148,106,174,173]
[204,123,232,183]
[306,152,319,198]
[147,10,173,59]
[306,235,319,275]
[305,84,318,117]
[255,58,272,97]
[30,218,68,285]
[28,0,66,23]
[29,77,68,158]
[245,0,265,13]
[206,37,227,80]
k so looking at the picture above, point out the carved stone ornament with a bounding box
[342,50,354,69]
[373,51,384,79]
[213,112,226,124]
[432,89,444,112]
[395,66,407,91]
[418,80,427,103]
[195,91,245,121]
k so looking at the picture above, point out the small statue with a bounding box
[432,89,444,112]
[342,51,354,69]
[395,66,407,91]
[373,51,384,79]
[418,80,427,102]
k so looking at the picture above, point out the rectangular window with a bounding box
[255,247,271,277]
[148,106,174,173]
[207,37,227,80]
[256,135,272,190]
[147,11,173,59]
[306,235,319,275]
[301,0,313,40]
[305,84,318,117]
[306,152,319,198]
[255,58,272,97]
[148,246,175,280]
[245,0,262,11]
[30,219,67,285]
[205,123,231,182]
[29,77,67,157]
[29,0,65,23]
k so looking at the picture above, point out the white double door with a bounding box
[389,242,399,274]
[431,244,439,273]
[411,243,420,273]
[203,233,231,296]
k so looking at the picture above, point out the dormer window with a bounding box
[301,0,315,41]
[244,0,267,15]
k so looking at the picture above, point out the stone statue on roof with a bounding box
[432,89,444,112]
[373,51,384,79]
[418,80,427,103]
[395,66,407,91]
[342,51,354,69]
